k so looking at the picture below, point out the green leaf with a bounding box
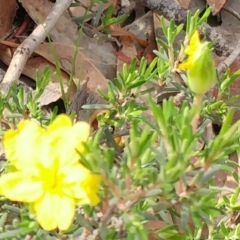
[0,230,22,239]
[105,15,129,26]
[219,108,235,135]
[0,213,7,227]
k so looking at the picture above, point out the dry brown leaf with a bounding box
[0,40,107,93]
[0,47,77,104]
[142,30,157,64]
[20,0,117,80]
[145,220,167,230]
[207,0,227,15]
[108,25,148,47]
[176,0,191,9]
[20,0,79,45]
[33,42,107,92]
[0,0,16,38]
[34,82,69,107]
[70,0,110,20]
[116,36,137,73]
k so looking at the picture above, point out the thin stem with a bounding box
[168,44,175,69]
[191,94,203,134]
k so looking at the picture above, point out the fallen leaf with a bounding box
[108,25,148,47]
[207,0,227,15]
[70,0,110,20]
[34,82,69,107]
[0,40,107,93]
[116,36,137,73]
[0,0,16,39]
[125,11,153,48]
[0,47,77,103]
[21,0,77,45]
[34,42,107,92]
[145,220,167,230]
[176,0,191,9]
[142,30,157,64]
[21,0,117,79]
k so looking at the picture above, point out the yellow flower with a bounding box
[0,115,101,231]
[179,30,216,95]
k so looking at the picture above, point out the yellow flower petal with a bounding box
[185,30,201,56]
[178,60,192,70]
[60,164,94,199]
[60,121,90,153]
[33,192,75,231]
[47,114,72,133]
[3,120,44,172]
[47,121,90,168]
[0,172,43,202]
[74,173,101,206]
[62,163,90,183]
[39,116,90,169]
[72,121,90,147]
[2,114,99,231]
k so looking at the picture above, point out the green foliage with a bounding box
[1,7,240,240]
[72,0,128,33]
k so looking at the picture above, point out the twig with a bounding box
[217,41,240,75]
[222,7,240,22]
[1,0,72,86]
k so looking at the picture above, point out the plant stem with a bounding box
[191,94,203,134]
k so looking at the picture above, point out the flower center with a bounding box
[37,163,63,192]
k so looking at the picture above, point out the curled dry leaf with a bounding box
[207,0,227,15]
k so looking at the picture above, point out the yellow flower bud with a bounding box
[179,31,216,95]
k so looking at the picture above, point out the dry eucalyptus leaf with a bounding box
[176,0,191,9]
[116,36,137,73]
[70,0,110,20]
[207,0,227,15]
[0,0,16,38]
[34,82,69,107]
[0,39,105,100]
[34,42,107,92]
[125,11,153,55]
[0,48,77,102]
[20,0,78,45]
[0,48,72,85]
[21,0,117,79]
